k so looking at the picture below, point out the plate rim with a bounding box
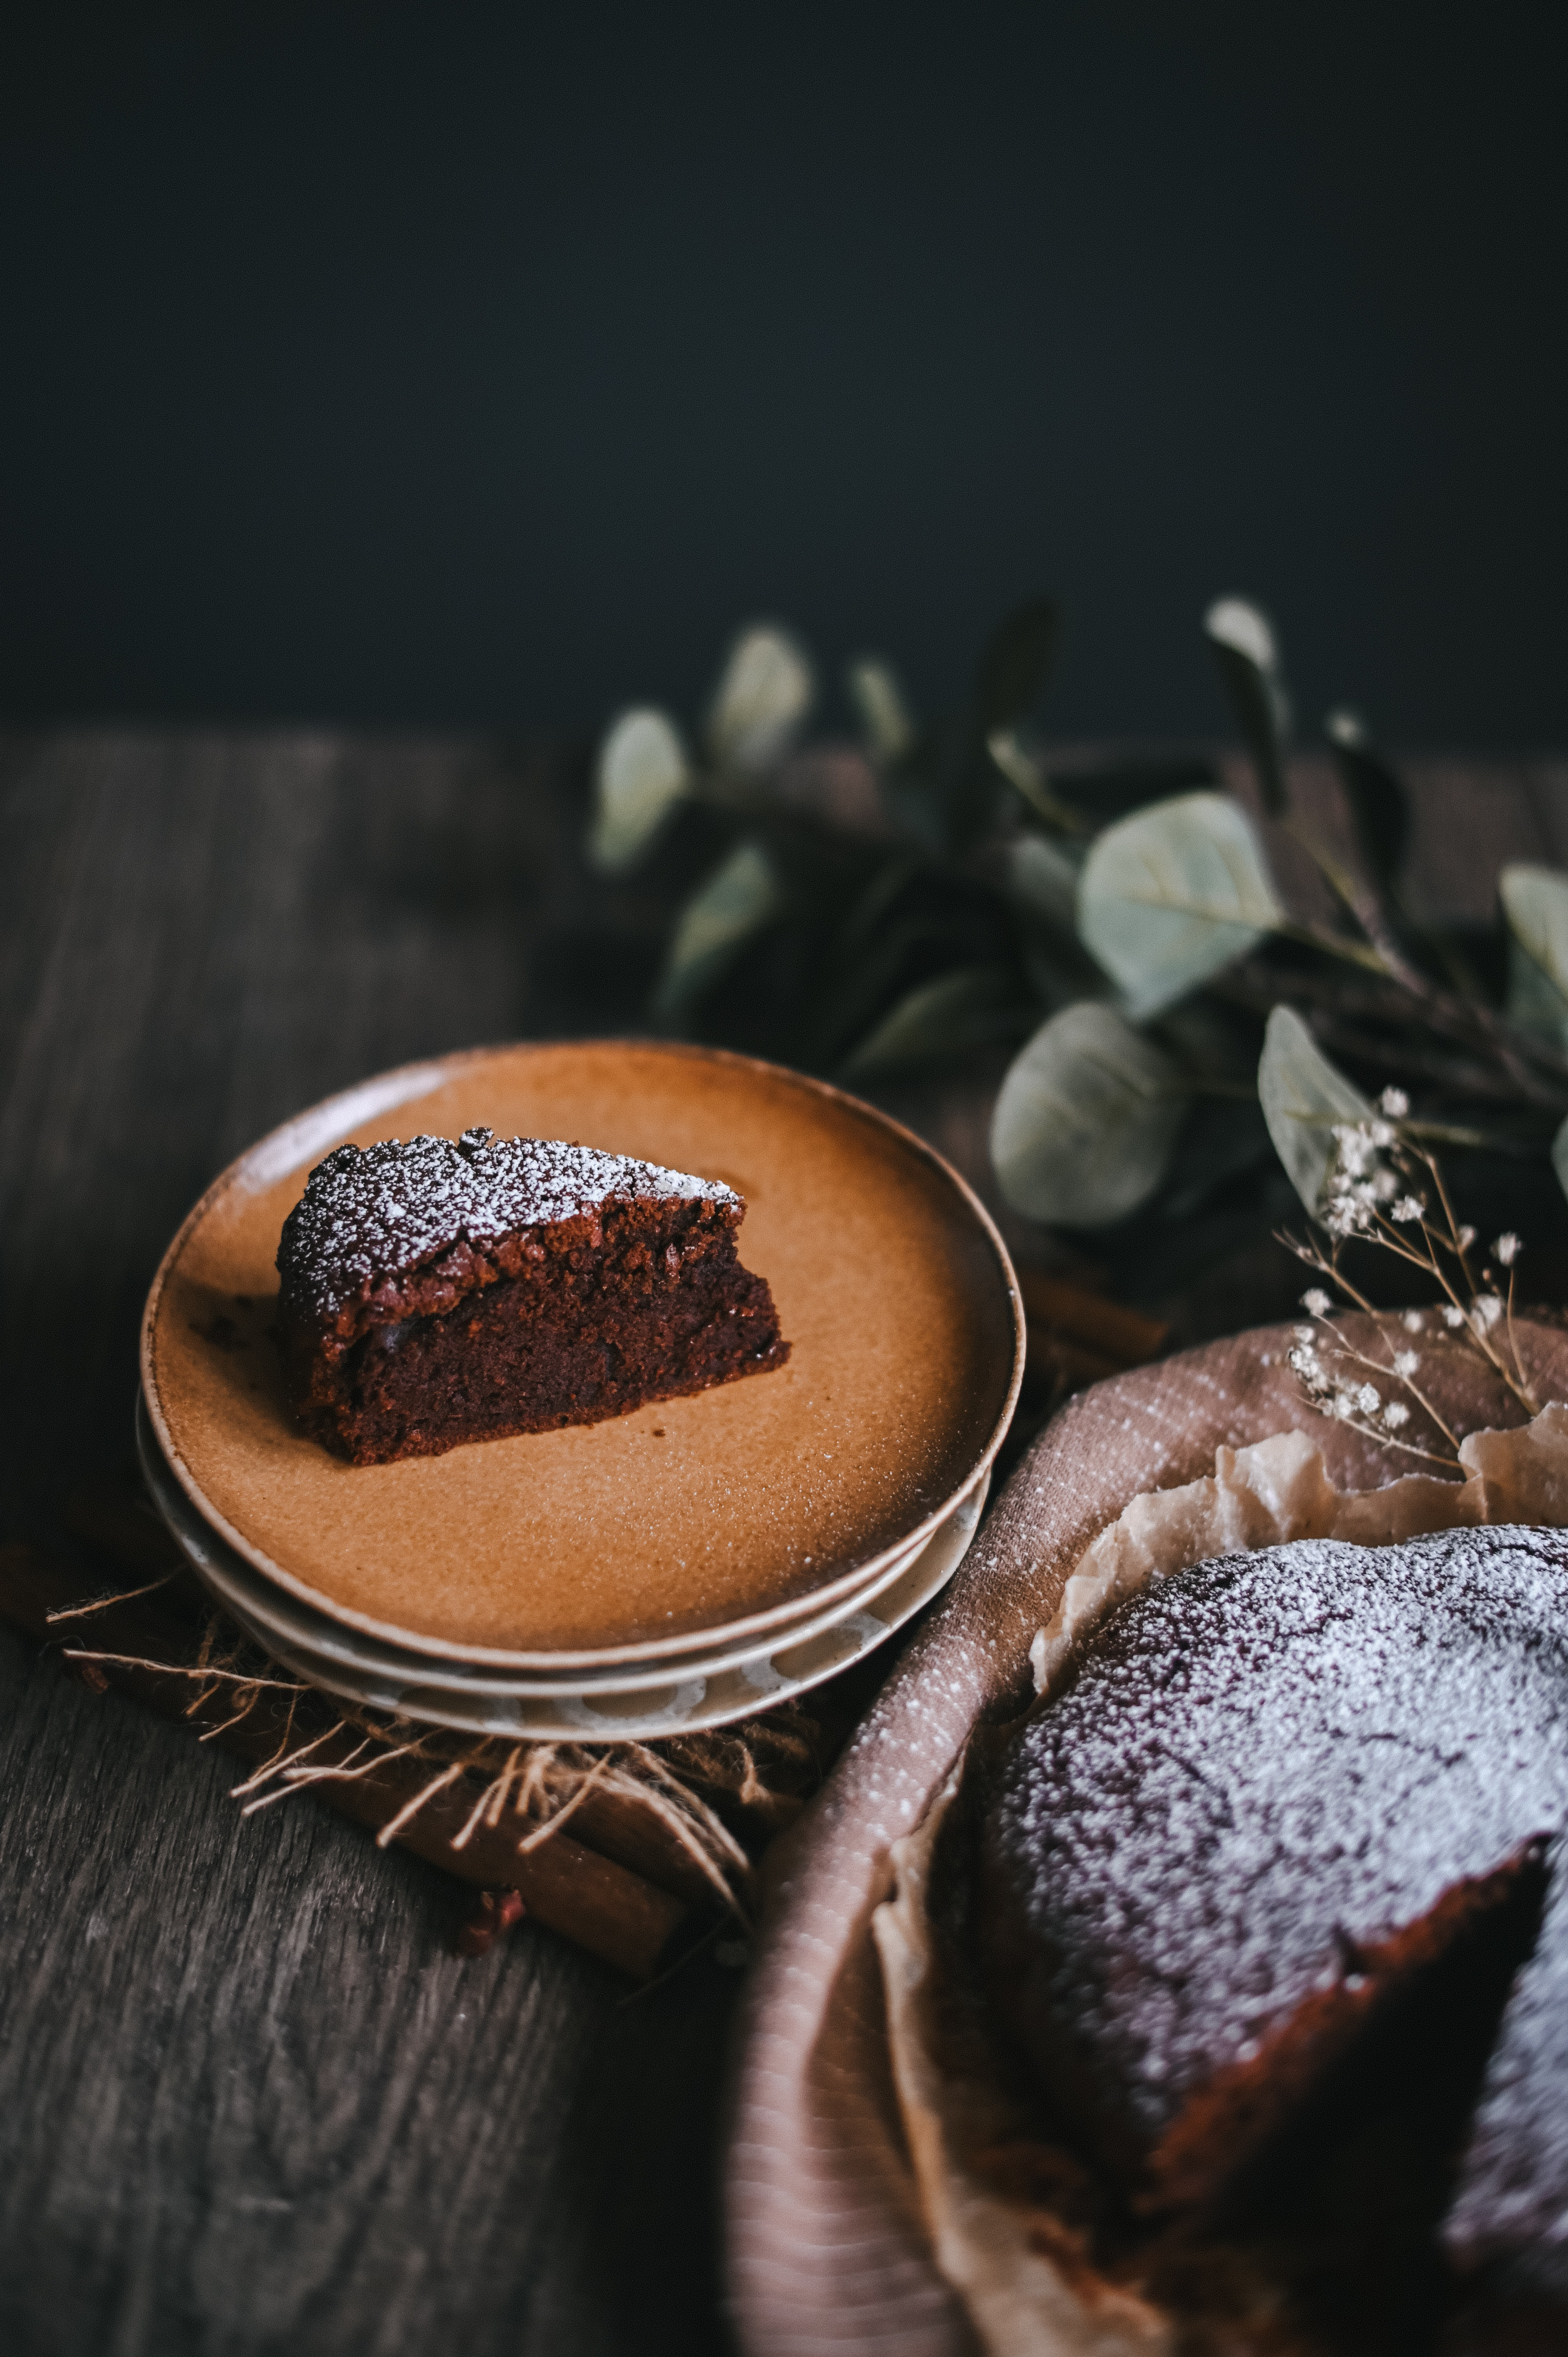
[136,1388,979,1696]
[218,1473,991,1743]
[140,1037,1024,1668]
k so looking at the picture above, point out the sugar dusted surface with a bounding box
[989,1525,1568,2252]
[279,1125,740,1318]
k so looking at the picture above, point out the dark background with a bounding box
[4,0,1566,749]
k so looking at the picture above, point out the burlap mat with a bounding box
[724,1317,1568,2356]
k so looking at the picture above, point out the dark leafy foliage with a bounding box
[590,594,1568,1299]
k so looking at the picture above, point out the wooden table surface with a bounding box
[2,729,1565,2357]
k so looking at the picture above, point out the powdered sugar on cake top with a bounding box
[987,1525,1568,2256]
[278,1126,739,1316]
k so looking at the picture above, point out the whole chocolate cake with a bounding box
[980,1525,1568,2346]
[275,1126,788,1464]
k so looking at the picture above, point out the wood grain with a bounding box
[0,726,1556,2356]
[0,731,735,2357]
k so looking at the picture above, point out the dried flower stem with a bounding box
[1284,1104,1541,1464]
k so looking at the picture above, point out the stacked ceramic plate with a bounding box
[138,1042,1024,1741]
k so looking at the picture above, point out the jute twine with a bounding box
[51,1575,832,1922]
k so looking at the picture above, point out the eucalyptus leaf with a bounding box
[990,1000,1188,1227]
[846,657,916,764]
[841,966,1018,1077]
[1257,1004,1372,1218]
[883,717,1001,856]
[973,596,1061,731]
[652,840,783,1022]
[1077,791,1284,1018]
[706,625,816,771]
[804,910,981,1066]
[987,730,1085,832]
[588,708,690,873]
[1506,936,1568,1044]
[1006,832,1081,932]
[1203,595,1292,813]
[836,855,922,958]
[1553,1111,1568,1210]
[1500,864,1568,1044]
[1324,707,1409,897]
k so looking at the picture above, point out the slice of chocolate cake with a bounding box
[979,1527,1568,2340]
[275,1126,789,1465]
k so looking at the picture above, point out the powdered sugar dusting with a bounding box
[989,1525,1568,2249]
[279,1127,739,1315]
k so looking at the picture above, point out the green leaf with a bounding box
[973,596,1061,731]
[1077,791,1284,1018]
[987,730,1086,833]
[1006,832,1081,933]
[882,717,999,855]
[840,966,1020,1078]
[1552,1112,1568,1210]
[588,708,691,874]
[1324,708,1409,897]
[835,855,922,959]
[1203,595,1292,813]
[1500,864,1568,1044]
[706,624,816,771]
[989,1001,1188,1227]
[652,840,784,1022]
[846,657,916,764]
[1257,1004,1372,1218]
[803,910,980,1067]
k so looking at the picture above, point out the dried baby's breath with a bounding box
[1284,1104,1539,1469]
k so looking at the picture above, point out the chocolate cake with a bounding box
[275,1127,788,1464]
[979,1526,1568,2344]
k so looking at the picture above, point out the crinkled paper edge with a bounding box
[875,1403,1568,2357]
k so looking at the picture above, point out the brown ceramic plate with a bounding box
[200,1478,992,1744]
[135,1389,980,1695]
[141,1041,1023,1663]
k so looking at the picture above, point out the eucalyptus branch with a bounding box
[596,598,1568,1288]
[1217,959,1568,1113]
[1279,813,1433,996]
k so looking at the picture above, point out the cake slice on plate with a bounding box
[275,1126,788,1465]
